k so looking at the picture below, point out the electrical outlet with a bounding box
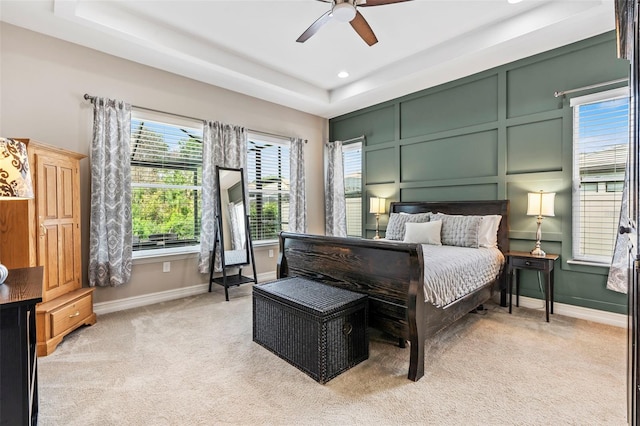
[268,249,274,258]
[163,261,170,273]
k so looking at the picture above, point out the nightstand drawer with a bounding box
[511,257,546,270]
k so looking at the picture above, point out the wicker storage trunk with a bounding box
[253,277,369,384]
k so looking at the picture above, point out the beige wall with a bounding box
[0,23,327,304]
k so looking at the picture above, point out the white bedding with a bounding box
[421,245,505,307]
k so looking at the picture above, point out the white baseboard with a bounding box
[94,273,626,328]
[94,271,277,316]
[515,295,627,328]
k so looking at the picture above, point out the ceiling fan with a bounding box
[296,0,412,46]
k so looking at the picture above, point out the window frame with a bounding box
[570,87,629,265]
[130,108,204,258]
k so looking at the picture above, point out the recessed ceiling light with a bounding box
[507,0,523,3]
[338,71,349,79]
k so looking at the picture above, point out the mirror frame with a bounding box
[215,166,250,267]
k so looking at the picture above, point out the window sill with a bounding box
[132,245,200,264]
[253,239,279,248]
[130,240,279,263]
[567,259,611,268]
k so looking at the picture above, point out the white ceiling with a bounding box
[0,0,616,118]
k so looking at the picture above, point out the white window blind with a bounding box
[343,142,362,237]
[130,110,203,252]
[247,134,290,243]
[571,88,629,263]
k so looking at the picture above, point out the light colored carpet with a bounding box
[38,285,627,425]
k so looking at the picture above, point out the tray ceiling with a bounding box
[0,0,616,118]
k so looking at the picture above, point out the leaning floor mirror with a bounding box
[209,166,257,301]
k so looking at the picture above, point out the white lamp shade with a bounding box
[369,197,386,214]
[0,138,33,199]
[527,191,555,217]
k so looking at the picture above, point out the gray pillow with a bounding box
[385,213,430,240]
[430,213,481,248]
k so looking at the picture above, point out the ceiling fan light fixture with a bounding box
[332,2,357,23]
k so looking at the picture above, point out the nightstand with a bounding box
[506,251,559,322]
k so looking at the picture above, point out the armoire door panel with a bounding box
[60,223,76,285]
[59,166,74,219]
[40,161,59,220]
[40,225,59,295]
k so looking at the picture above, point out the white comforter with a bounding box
[421,245,505,307]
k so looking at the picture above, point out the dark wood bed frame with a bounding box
[277,200,510,381]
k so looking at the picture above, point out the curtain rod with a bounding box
[327,135,365,144]
[343,135,365,144]
[84,93,205,123]
[84,94,297,141]
[247,128,297,142]
[554,78,628,98]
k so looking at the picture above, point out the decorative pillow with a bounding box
[478,215,502,248]
[403,221,442,245]
[430,213,481,248]
[385,212,430,240]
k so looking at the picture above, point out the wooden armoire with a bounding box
[0,139,96,356]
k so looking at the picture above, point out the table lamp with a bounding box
[369,197,386,240]
[0,138,34,283]
[527,190,555,257]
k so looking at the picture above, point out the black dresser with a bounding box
[0,267,43,426]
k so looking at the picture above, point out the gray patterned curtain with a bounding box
[325,141,347,237]
[89,97,132,287]
[615,0,635,60]
[198,121,247,273]
[608,144,637,293]
[289,137,307,233]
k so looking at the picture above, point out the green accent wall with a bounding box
[329,32,629,314]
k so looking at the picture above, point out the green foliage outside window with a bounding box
[131,181,199,240]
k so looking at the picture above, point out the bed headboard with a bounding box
[390,200,510,254]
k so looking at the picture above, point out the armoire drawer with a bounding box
[50,293,93,337]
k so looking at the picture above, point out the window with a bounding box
[572,88,629,263]
[247,133,290,243]
[343,142,362,237]
[130,110,203,253]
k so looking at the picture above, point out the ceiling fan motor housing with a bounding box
[332,0,357,22]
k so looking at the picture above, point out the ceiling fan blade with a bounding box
[358,0,412,6]
[297,10,333,43]
[350,10,378,46]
